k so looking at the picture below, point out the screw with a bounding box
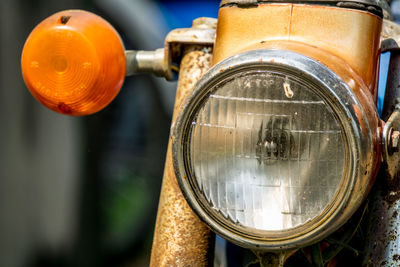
[392,130,400,151]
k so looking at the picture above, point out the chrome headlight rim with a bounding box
[172,49,372,250]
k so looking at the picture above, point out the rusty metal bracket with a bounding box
[381,19,400,52]
[383,104,400,180]
[363,32,400,265]
[165,17,216,72]
[125,17,216,81]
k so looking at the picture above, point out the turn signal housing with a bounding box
[21,10,126,116]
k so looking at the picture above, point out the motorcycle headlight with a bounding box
[173,50,376,250]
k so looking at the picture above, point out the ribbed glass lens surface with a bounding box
[189,70,345,231]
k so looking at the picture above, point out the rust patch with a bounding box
[150,47,213,267]
[59,16,71,24]
[392,210,398,219]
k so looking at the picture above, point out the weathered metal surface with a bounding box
[219,0,387,16]
[383,105,400,181]
[381,20,400,52]
[124,17,216,81]
[362,179,400,266]
[165,18,216,75]
[150,47,214,267]
[213,3,382,97]
[363,52,400,266]
[382,52,400,121]
[165,18,216,45]
[382,52,400,182]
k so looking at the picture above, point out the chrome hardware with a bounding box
[125,17,216,81]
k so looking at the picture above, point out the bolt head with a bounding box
[392,130,400,149]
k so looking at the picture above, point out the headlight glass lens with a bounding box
[189,70,345,231]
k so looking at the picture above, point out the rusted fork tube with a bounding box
[362,52,400,267]
[150,46,214,267]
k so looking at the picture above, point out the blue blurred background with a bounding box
[0,0,396,266]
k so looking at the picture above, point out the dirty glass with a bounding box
[189,71,345,231]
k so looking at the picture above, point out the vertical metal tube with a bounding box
[150,46,214,267]
[382,52,400,121]
[362,52,400,266]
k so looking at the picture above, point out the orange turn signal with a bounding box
[21,10,126,116]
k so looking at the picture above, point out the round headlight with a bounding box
[173,50,377,250]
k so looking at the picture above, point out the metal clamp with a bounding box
[125,17,217,81]
[383,104,400,180]
[381,19,400,52]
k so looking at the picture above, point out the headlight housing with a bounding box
[173,50,378,250]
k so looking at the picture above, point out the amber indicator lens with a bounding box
[21,10,126,115]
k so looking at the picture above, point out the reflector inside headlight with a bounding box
[174,50,377,250]
[190,70,345,231]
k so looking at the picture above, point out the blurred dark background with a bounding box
[0,1,218,266]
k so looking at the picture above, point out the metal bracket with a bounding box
[381,19,400,52]
[383,104,400,180]
[125,17,217,81]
